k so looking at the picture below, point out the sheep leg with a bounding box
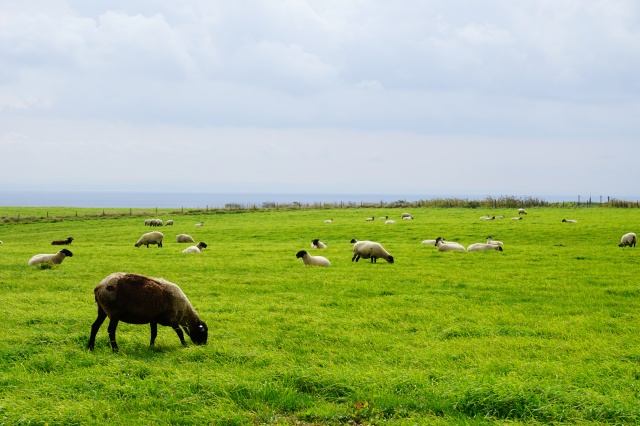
[88,307,107,351]
[172,326,187,345]
[107,318,120,353]
[149,322,158,346]
[352,254,361,262]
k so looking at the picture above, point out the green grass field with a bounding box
[0,206,639,425]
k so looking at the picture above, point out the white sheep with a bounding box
[28,248,73,266]
[365,217,375,221]
[494,215,505,219]
[486,236,503,247]
[435,237,466,252]
[176,234,196,243]
[311,239,327,249]
[88,272,208,352]
[194,222,204,227]
[518,208,527,215]
[510,217,523,221]
[401,213,413,219]
[182,242,208,254]
[467,243,503,252]
[379,216,388,220]
[385,220,396,225]
[296,250,330,266]
[324,219,333,223]
[421,239,438,245]
[619,232,637,248]
[352,241,394,263]
[482,216,496,221]
[165,220,174,226]
[562,219,577,223]
[135,231,164,248]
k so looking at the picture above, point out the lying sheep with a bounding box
[324,219,333,223]
[518,208,527,215]
[176,234,195,243]
[182,242,207,254]
[352,241,394,263]
[165,220,174,226]
[385,220,396,225]
[562,219,577,223]
[135,231,164,248]
[619,232,637,248]
[486,236,503,247]
[423,238,458,245]
[365,217,375,222]
[296,250,330,266]
[87,272,208,352]
[194,222,204,227]
[311,239,327,249]
[379,216,388,220]
[435,237,466,252]
[28,248,73,266]
[402,216,414,220]
[51,237,74,245]
[511,217,523,221]
[494,215,505,219]
[467,243,503,252]
[401,213,413,219]
[482,216,496,221]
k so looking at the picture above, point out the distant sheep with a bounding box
[28,248,73,266]
[51,237,74,245]
[482,216,496,221]
[486,236,503,247]
[296,250,330,266]
[511,217,523,221]
[165,220,174,226]
[311,239,327,249]
[385,220,396,225]
[176,234,195,243]
[365,217,375,222]
[435,237,465,252]
[562,219,577,223]
[423,238,458,245]
[619,232,637,248]
[494,215,505,219]
[182,242,207,254]
[194,222,204,227]
[88,272,208,352]
[379,216,388,220]
[145,219,162,227]
[402,216,414,220]
[135,231,164,248]
[518,208,527,215]
[352,241,394,263]
[324,219,333,223]
[401,213,413,219]
[467,243,503,252]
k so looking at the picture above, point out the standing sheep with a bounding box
[135,231,164,248]
[182,242,208,254]
[51,237,74,245]
[176,234,196,243]
[28,248,73,266]
[518,208,527,215]
[352,241,394,263]
[88,272,208,352]
[165,220,174,226]
[311,239,327,249]
[619,232,637,248]
[296,250,330,266]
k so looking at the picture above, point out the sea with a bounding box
[0,190,604,208]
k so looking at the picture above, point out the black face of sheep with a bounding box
[296,250,307,258]
[60,249,73,257]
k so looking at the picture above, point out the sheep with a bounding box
[619,232,637,248]
[144,219,152,226]
[402,216,414,220]
[467,243,503,252]
[311,239,327,249]
[385,220,396,225]
[87,272,208,352]
[486,236,503,247]
[435,237,466,252]
[562,219,577,223]
[146,219,162,227]
[518,208,527,215]
[182,242,207,254]
[135,231,164,248]
[194,222,204,227]
[379,216,388,220]
[365,217,375,221]
[422,239,438,245]
[401,213,413,219]
[165,220,174,226]
[51,237,74,245]
[511,217,523,221]
[28,248,73,266]
[296,250,330,266]
[494,215,505,219]
[176,234,195,243]
[324,219,333,223]
[352,241,394,263]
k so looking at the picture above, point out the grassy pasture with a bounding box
[0,206,639,425]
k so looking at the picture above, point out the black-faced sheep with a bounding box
[176,234,195,243]
[435,237,466,252]
[324,218,333,223]
[365,217,375,221]
[135,231,164,248]
[467,243,503,252]
[28,248,73,266]
[518,208,527,215]
[194,222,204,227]
[486,236,503,247]
[619,232,637,248]
[562,219,577,223]
[311,239,327,249]
[352,241,394,263]
[385,220,396,225]
[87,272,208,353]
[182,242,207,254]
[296,250,330,266]
[51,237,74,245]
[401,213,413,219]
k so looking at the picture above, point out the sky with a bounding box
[1,0,639,199]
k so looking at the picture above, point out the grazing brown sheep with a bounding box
[51,237,73,245]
